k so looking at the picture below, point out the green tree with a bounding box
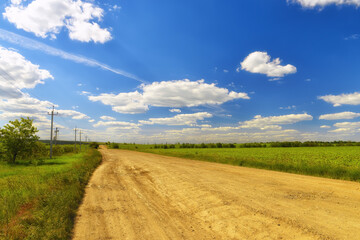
[0,117,39,163]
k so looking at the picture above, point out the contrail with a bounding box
[0,28,145,83]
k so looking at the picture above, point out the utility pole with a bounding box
[79,130,82,151]
[48,106,58,159]
[54,127,59,145]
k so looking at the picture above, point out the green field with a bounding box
[116,144,360,181]
[0,148,102,240]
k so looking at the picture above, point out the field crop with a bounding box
[116,144,360,181]
[0,148,102,240]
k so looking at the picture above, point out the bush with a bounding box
[110,143,119,149]
[52,145,65,156]
[89,142,99,149]
[63,145,75,153]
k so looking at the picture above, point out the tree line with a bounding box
[110,141,360,150]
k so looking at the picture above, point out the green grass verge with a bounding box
[116,144,360,182]
[0,148,102,240]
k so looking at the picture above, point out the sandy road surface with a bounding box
[73,148,360,240]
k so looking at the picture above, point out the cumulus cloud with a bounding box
[89,79,249,114]
[100,115,116,121]
[57,109,89,119]
[239,51,297,78]
[170,109,181,113]
[139,112,213,126]
[93,120,139,129]
[318,92,360,107]
[319,112,360,120]
[89,91,148,114]
[320,125,331,128]
[0,46,53,98]
[240,113,313,130]
[0,95,89,121]
[0,47,89,137]
[291,0,360,8]
[3,0,112,43]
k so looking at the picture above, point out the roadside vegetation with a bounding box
[109,142,360,182]
[0,118,102,239]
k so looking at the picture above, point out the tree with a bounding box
[0,117,39,163]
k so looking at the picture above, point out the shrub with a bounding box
[89,142,99,149]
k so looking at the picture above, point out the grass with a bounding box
[116,144,360,182]
[0,147,102,240]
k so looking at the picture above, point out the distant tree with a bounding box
[0,117,39,163]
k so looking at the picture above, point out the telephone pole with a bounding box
[54,127,59,145]
[48,106,58,159]
[74,127,77,152]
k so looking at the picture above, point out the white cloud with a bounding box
[320,125,331,128]
[89,91,148,114]
[201,126,240,132]
[139,112,213,126]
[240,113,313,130]
[291,0,360,8]
[100,115,116,121]
[328,128,353,133]
[3,0,111,43]
[319,112,360,120]
[142,79,249,107]
[0,82,23,99]
[0,46,53,98]
[333,121,360,129]
[239,51,297,78]
[93,120,139,129]
[89,79,249,114]
[318,92,360,107]
[88,119,95,123]
[0,29,141,82]
[170,109,181,113]
[57,109,89,119]
[80,91,90,95]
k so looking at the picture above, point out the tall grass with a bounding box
[0,148,102,240]
[115,144,360,182]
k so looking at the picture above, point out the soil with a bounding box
[72,147,360,240]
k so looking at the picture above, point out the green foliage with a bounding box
[109,143,119,149]
[0,142,6,162]
[89,142,99,149]
[0,118,39,164]
[0,149,102,239]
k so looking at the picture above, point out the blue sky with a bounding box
[1,0,360,143]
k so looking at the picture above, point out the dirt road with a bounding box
[72,148,360,240]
